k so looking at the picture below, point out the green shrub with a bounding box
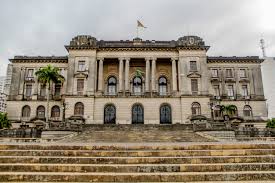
[266,118,275,128]
[0,112,11,129]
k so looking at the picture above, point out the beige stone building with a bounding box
[5,35,268,128]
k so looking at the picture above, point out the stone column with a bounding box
[94,60,97,92]
[171,58,177,92]
[118,58,124,92]
[177,60,182,94]
[124,58,130,92]
[145,58,150,92]
[66,56,75,95]
[151,58,156,92]
[33,68,38,100]
[87,56,96,96]
[98,58,104,93]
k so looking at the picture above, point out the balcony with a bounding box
[104,92,117,97]
[37,95,46,100]
[210,76,221,82]
[53,94,62,100]
[213,96,221,100]
[24,77,34,82]
[225,77,236,82]
[131,92,144,96]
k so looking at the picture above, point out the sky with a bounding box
[0,0,275,76]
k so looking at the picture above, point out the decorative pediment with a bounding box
[74,72,88,78]
[69,35,97,47]
[177,36,205,47]
[187,72,201,78]
[239,78,250,83]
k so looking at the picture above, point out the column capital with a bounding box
[97,58,104,61]
[124,57,130,61]
[171,57,178,62]
[151,57,157,61]
[118,57,124,61]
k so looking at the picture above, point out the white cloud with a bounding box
[0,0,274,76]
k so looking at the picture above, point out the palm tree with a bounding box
[35,65,65,129]
[220,104,237,119]
[135,68,144,77]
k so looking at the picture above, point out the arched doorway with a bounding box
[132,104,144,124]
[104,104,116,124]
[160,104,172,124]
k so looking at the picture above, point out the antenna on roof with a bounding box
[260,36,266,58]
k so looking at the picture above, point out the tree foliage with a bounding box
[266,118,275,128]
[35,65,65,128]
[35,65,65,85]
[220,104,237,117]
[0,112,11,129]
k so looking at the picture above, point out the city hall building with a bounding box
[5,35,268,128]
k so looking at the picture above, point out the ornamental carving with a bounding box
[70,35,97,47]
[177,36,205,47]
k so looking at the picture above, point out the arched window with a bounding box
[37,106,45,118]
[107,76,117,95]
[243,105,252,117]
[160,104,172,124]
[22,105,31,117]
[191,102,201,115]
[133,77,142,95]
[159,77,167,96]
[74,102,84,116]
[51,105,60,118]
[104,104,116,124]
[132,104,144,124]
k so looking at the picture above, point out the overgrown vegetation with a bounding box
[220,104,237,117]
[266,118,275,128]
[0,112,11,129]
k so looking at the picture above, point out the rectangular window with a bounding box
[191,79,198,94]
[26,84,32,97]
[227,85,234,96]
[211,69,218,77]
[242,85,248,96]
[226,69,233,78]
[40,84,46,97]
[78,61,86,71]
[77,79,84,95]
[26,69,34,78]
[55,84,61,96]
[190,61,197,71]
[213,85,220,96]
[239,69,246,78]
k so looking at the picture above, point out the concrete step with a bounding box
[0,149,275,157]
[0,155,274,164]
[1,163,275,173]
[0,143,275,150]
[61,124,213,142]
[0,171,274,182]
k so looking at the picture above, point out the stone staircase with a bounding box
[62,124,214,142]
[0,143,275,182]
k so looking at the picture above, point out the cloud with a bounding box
[0,0,274,76]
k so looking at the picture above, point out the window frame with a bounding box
[158,76,167,96]
[191,79,198,94]
[78,61,86,72]
[190,61,197,71]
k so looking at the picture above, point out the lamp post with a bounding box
[208,102,214,120]
[62,102,69,125]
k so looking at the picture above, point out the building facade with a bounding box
[0,76,7,113]
[261,57,275,118]
[6,35,268,128]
